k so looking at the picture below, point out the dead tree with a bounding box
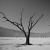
[0,9,44,45]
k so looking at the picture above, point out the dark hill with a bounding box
[0,27,25,37]
[0,27,50,37]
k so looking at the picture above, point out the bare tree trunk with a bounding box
[25,36,30,45]
[25,29,32,45]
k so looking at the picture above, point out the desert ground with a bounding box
[0,37,50,50]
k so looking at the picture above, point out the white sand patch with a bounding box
[0,37,50,50]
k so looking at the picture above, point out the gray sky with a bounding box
[0,0,50,33]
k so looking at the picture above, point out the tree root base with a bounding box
[21,43,33,45]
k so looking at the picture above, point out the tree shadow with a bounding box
[14,43,33,48]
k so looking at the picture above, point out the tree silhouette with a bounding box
[0,9,44,45]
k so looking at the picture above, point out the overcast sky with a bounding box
[0,0,50,33]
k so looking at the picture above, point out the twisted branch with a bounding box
[0,9,27,37]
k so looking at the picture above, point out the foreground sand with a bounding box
[0,37,50,50]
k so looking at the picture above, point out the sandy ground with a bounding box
[0,37,50,50]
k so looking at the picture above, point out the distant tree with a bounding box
[49,25,50,26]
[0,9,44,45]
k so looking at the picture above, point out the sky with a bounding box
[0,0,50,33]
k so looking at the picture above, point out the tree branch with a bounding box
[31,20,34,27]
[20,9,24,25]
[0,12,5,17]
[19,9,27,36]
[20,8,24,30]
[0,11,27,37]
[30,13,36,20]
[30,14,44,30]
[28,13,36,30]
